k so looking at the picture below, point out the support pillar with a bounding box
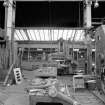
[4,0,16,66]
[84,0,92,28]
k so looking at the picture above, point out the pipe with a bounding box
[48,86,81,105]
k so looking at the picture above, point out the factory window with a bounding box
[60,41,63,52]
[69,48,73,56]
[78,49,87,59]
[22,48,29,61]
[74,51,78,61]
[36,54,42,61]
[29,48,37,61]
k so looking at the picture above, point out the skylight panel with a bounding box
[63,30,68,40]
[74,30,85,41]
[14,32,20,40]
[43,30,49,41]
[48,30,51,40]
[39,29,45,41]
[15,30,24,40]
[80,30,85,41]
[29,30,36,40]
[58,30,63,40]
[66,30,72,40]
[51,29,54,40]
[34,30,41,40]
[20,30,28,40]
[14,29,85,41]
[42,29,46,40]
[27,30,33,40]
[71,30,76,41]
[53,30,59,40]
[74,30,80,41]
[33,30,37,40]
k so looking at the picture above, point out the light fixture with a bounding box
[3,0,9,7]
[94,0,99,8]
[3,0,16,8]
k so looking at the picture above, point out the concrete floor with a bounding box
[0,70,105,105]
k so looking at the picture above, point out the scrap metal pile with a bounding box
[27,77,81,105]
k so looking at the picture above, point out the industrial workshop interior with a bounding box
[0,0,105,105]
